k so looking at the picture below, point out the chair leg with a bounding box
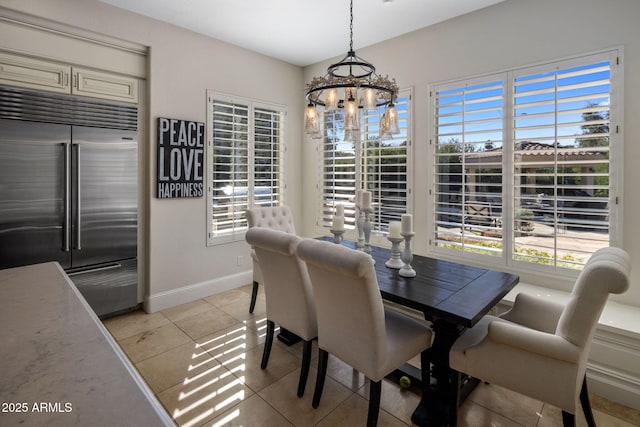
[448,369,461,427]
[261,320,274,369]
[249,280,259,313]
[312,349,329,409]
[420,349,430,385]
[297,339,313,397]
[367,379,382,427]
[580,375,597,427]
[561,410,576,427]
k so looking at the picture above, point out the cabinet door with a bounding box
[0,52,71,93]
[73,67,139,103]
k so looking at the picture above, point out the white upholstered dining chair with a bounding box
[244,227,316,397]
[246,206,296,313]
[449,247,631,427]
[297,238,432,427]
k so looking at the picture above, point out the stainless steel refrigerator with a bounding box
[0,86,138,317]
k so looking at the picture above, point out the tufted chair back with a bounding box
[296,238,387,379]
[246,206,296,233]
[245,206,296,313]
[245,227,316,340]
[297,238,432,426]
[244,227,316,397]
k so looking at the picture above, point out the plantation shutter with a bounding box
[319,89,410,233]
[363,92,410,232]
[208,94,286,243]
[211,99,249,238]
[254,105,285,207]
[320,109,357,228]
[512,53,612,266]
[433,77,505,255]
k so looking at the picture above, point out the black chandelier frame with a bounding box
[304,0,399,109]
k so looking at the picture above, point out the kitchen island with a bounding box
[0,262,174,426]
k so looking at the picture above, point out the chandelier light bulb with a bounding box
[386,104,400,135]
[343,95,360,131]
[304,103,320,135]
[364,88,377,111]
[325,88,339,110]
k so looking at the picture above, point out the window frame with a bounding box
[428,49,622,277]
[206,91,287,246]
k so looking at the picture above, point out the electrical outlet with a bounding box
[237,255,244,266]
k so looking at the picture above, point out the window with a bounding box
[432,50,620,272]
[319,89,411,236]
[207,92,286,244]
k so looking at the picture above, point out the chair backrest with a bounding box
[297,239,386,376]
[556,246,631,348]
[245,228,316,340]
[246,206,296,234]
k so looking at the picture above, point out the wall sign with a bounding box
[157,117,205,198]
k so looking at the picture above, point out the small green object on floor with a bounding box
[399,375,411,389]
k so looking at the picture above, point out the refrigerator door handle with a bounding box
[75,143,82,250]
[63,143,71,252]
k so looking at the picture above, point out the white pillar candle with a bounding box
[388,221,402,238]
[332,215,344,231]
[401,214,413,234]
[362,191,372,210]
[355,190,363,207]
[335,203,344,217]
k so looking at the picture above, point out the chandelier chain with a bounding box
[349,0,354,52]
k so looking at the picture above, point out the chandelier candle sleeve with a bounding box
[401,214,413,234]
[336,203,344,217]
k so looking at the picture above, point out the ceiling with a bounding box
[99,0,504,67]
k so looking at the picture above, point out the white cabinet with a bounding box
[73,67,138,103]
[0,52,70,93]
[0,52,138,103]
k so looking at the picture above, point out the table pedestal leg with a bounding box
[277,328,301,346]
[412,319,464,427]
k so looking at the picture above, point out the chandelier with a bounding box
[304,0,400,139]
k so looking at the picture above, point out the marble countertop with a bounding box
[0,262,175,426]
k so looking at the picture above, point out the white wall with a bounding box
[302,0,640,307]
[0,0,304,310]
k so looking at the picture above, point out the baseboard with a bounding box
[587,364,640,411]
[143,271,252,313]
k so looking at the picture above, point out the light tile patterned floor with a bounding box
[103,284,640,427]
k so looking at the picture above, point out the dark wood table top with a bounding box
[326,238,519,328]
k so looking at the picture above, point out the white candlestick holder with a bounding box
[385,236,404,269]
[330,229,345,244]
[355,205,365,250]
[363,208,373,254]
[399,232,416,277]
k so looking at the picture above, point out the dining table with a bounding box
[322,237,520,427]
